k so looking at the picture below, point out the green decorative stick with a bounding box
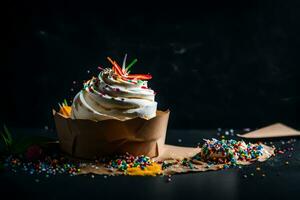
[3,124,13,146]
[1,131,8,146]
[125,58,138,73]
[63,99,68,106]
[1,124,13,150]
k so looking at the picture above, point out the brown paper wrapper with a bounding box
[53,110,170,159]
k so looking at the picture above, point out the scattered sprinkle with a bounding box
[105,153,161,176]
[4,155,81,177]
[198,138,264,166]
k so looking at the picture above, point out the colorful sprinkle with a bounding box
[105,153,161,176]
[4,155,81,177]
[196,138,265,165]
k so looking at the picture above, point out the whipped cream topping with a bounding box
[71,68,157,121]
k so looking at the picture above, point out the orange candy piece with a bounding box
[59,105,72,117]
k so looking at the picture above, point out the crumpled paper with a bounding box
[237,123,300,138]
[78,144,275,176]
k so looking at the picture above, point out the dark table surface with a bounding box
[1,128,300,200]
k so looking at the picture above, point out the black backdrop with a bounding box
[2,0,300,129]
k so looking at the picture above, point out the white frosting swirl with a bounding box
[71,68,157,121]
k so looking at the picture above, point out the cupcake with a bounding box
[53,56,169,159]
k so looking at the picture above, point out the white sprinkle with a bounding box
[178,139,182,143]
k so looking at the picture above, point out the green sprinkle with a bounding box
[125,58,138,73]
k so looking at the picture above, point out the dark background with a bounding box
[2,0,299,129]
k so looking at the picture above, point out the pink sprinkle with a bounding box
[277,150,284,154]
[98,66,104,71]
